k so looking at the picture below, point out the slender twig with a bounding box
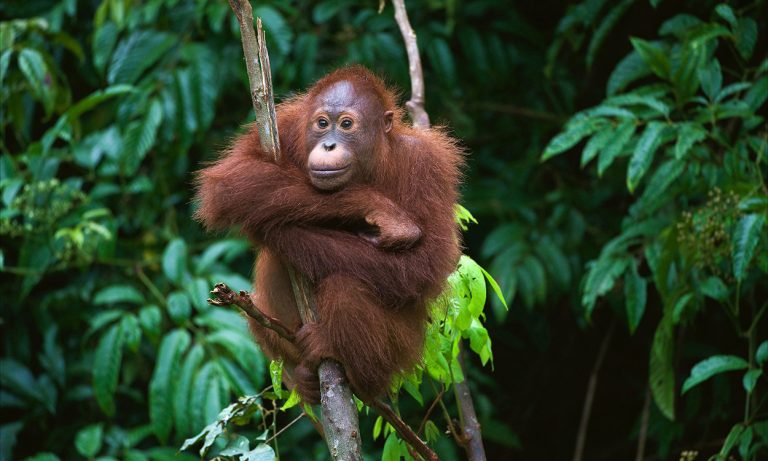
[635,386,651,461]
[573,321,616,461]
[370,399,439,461]
[416,386,447,436]
[208,283,295,342]
[391,1,486,459]
[265,411,306,445]
[391,0,429,128]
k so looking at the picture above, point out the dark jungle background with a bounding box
[1,0,766,460]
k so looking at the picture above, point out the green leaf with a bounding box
[149,329,191,442]
[75,424,103,458]
[715,4,737,26]
[607,51,652,96]
[682,355,749,394]
[743,369,762,393]
[624,261,647,334]
[542,115,605,160]
[732,214,766,281]
[700,276,729,301]
[720,424,746,458]
[583,256,631,319]
[93,285,145,306]
[121,314,142,352]
[174,344,204,439]
[138,305,162,339]
[597,121,635,176]
[733,18,757,60]
[167,292,191,325]
[162,238,188,285]
[18,48,54,115]
[382,433,400,461]
[581,126,614,167]
[674,123,706,159]
[93,323,125,416]
[627,121,666,193]
[108,31,176,84]
[630,38,669,79]
[650,313,675,420]
[745,76,768,111]
[672,292,694,324]
[698,59,722,100]
[479,265,508,310]
[757,341,768,365]
[93,22,118,75]
[122,99,163,173]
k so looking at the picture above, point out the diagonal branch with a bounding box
[208,283,295,342]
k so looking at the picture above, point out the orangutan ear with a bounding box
[384,111,394,133]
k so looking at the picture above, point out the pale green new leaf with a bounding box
[732,214,766,281]
[627,121,666,193]
[682,355,749,394]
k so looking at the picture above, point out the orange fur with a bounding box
[195,66,464,402]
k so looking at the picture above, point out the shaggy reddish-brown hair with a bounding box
[195,66,464,402]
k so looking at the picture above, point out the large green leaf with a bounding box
[149,329,191,442]
[732,214,766,281]
[108,30,176,84]
[649,313,675,420]
[681,355,749,394]
[174,344,205,439]
[93,323,125,416]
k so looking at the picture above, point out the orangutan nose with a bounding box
[323,142,336,151]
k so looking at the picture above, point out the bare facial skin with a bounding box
[306,81,393,190]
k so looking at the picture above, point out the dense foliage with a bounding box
[1,0,766,460]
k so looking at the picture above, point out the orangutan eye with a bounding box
[317,118,329,129]
[340,119,353,129]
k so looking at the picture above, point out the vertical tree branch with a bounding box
[573,321,615,461]
[226,2,361,459]
[391,2,486,459]
[391,0,430,128]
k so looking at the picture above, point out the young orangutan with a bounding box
[195,66,463,403]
